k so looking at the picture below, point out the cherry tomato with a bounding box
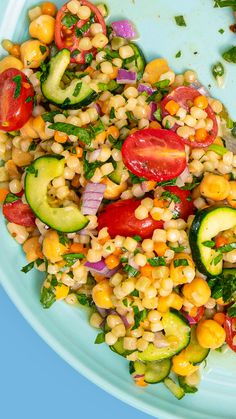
[121,128,186,182]
[0,69,34,132]
[224,315,236,352]
[164,186,194,221]
[55,0,106,64]
[161,86,218,148]
[181,306,205,325]
[98,199,163,239]
[3,197,36,227]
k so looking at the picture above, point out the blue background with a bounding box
[0,286,151,419]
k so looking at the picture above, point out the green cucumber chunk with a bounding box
[130,359,171,384]
[108,161,124,185]
[110,337,133,357]
[184,326,209,365]
[164,377,185,400]
[124,43,146,80]
[178,376,198,394]
[138,310,190,362]
[41,49,97,109]
[25,155,88,233]
[189,205,236,276]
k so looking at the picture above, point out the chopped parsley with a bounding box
[132,307,148,330]
[62,13,79,28]
[28,140,37,152]
[21,261,34,273]
[83,153,102,180]
[133,235,142,242]
[40,286,55,309]
[4,193,19,204]
[12,74,22,99]
[174,15,187,27]
[148,257,166,267]
[94,332,105,344]
[129,171,147,184]
[209,273,236,303]
[85,53,93,65]
[170,245,186,253]
[154,79,170,89]
[173,258,189,268]
[218,28,225,34]
[41,110,61,123]
[77,293,94,307]
[153,107,162,121]
[39,45,47,55]
[123,264,139,277]
[222,46,236,64]
[63,253,85,266]
[158,178,177,187]
[25,96,32,103]
[58,232,70,246]
[175,50,182,58]
[130,289,139,297]
[109,107,115,119]
[161,190,181,204]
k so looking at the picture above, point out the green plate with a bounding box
[1,1,236,418]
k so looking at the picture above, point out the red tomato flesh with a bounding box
[0,69,34,132]
[98,199,163,239]
[121,128,186,182]
[3,198,36,227]
[161,86,218,148]
[55,0,106,64]
[164,186,194,221]
[224,315,236,352]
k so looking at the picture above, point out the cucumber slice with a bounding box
[189,205,236,276]
[41,49,97,109]
[25,155,88,233]
[178,376,198,394]
[108,161,124,185]
[110,337,133,357]
[130,359,171,384]
[124,43,146,80]
[184,326,209,365]
[138,310,190,362]
[164,378,185,399]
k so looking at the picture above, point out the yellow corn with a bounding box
[143,58,169,84]
[55,284,69,300]
[29,15,55,44]
[42,230,68,263]
[0,56,23,73]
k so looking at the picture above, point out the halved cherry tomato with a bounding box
[161,86,218,148]
[164,186,194,221]
[0,69,34,132]
[55,0,106,64]
[98,199,163,239]
[181,306,205,325]
[224,315,236,352]
[121,128,186,182]
[3,197,36,226]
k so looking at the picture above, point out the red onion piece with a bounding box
[96,305,107,318]
[81,182,106,215]
[117,69,137,84]
[176,167,190,188]
[111,20,137,39]
[190,81,210,97]
[93,102,102,116]
[181,310,197,325]
[128,256,139,271]
[85,258,121,277]
[119,314,131,329]
[138,84,155,95]
[133,374,145,379]
[149,102,157,121]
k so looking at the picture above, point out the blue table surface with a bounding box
[0,286,152,419]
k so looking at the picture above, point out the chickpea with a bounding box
[92,280,114,309]
[20,40,49,68]
[29,15,56,44]
[182,277,211,307]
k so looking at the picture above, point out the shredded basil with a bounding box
[148,257,166,267]
[94,332,105,344]
[77,293,94,307]
[62,13,79,28]
[58,232,70,246]
[4,193,19,204]
[222,46,236,63]
[123,264,139,277]
[40,286,56,309]
[48,122,91,145]
[175,50,182,58]
[161,190,181,204]
[132,307,148,330]
[39,45,47,55]
[63,253,85,266]
[21,261,34,273]
[85,53,93,64]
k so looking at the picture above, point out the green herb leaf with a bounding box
[122,298,128,307]
[109,107,115,119]
[123,264,139,277]
[4,193,19,204]
[161,190,181,203]
[181,175,203,190]
[130,289,139,297]
[83,153,102,180]
[175,50,182,58]
[94,332,105,344]
[153,107,162,121]
[58,232,70,246]
[133,235,142,242]
[85,53,93,64]
[39,45,47,55]
[63,253,85,266]
[174,258,189,268]
[222,46,236,63]
[21,261,34,273]
[202,240,215,248]
[218,28,225,34]
[120,256,128,263]
[12,74,22,99]
[148,257,166,267]
[157,178,177,187]
[227,302,236,317]
[62,13,79,28]
[175,15,187,27]
[73,82,82,97]
[48,122,91,145]
[132,307,147,330]
[28,140,37,152]
[25,165,38,177]
[169,245,186,253]
[154,79,170,88]
[212,253,223,266]
[212,62,224,78]
[218,242,236,253]
[129,171,147,184]
[41,111,61,123]
[25,96,33,103]
[40,286,56,309]
[77,293,94,307]
[35,258,44,267]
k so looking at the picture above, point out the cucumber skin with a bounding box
[189,205,236,277]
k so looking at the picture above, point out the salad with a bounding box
[1,0,236,400]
